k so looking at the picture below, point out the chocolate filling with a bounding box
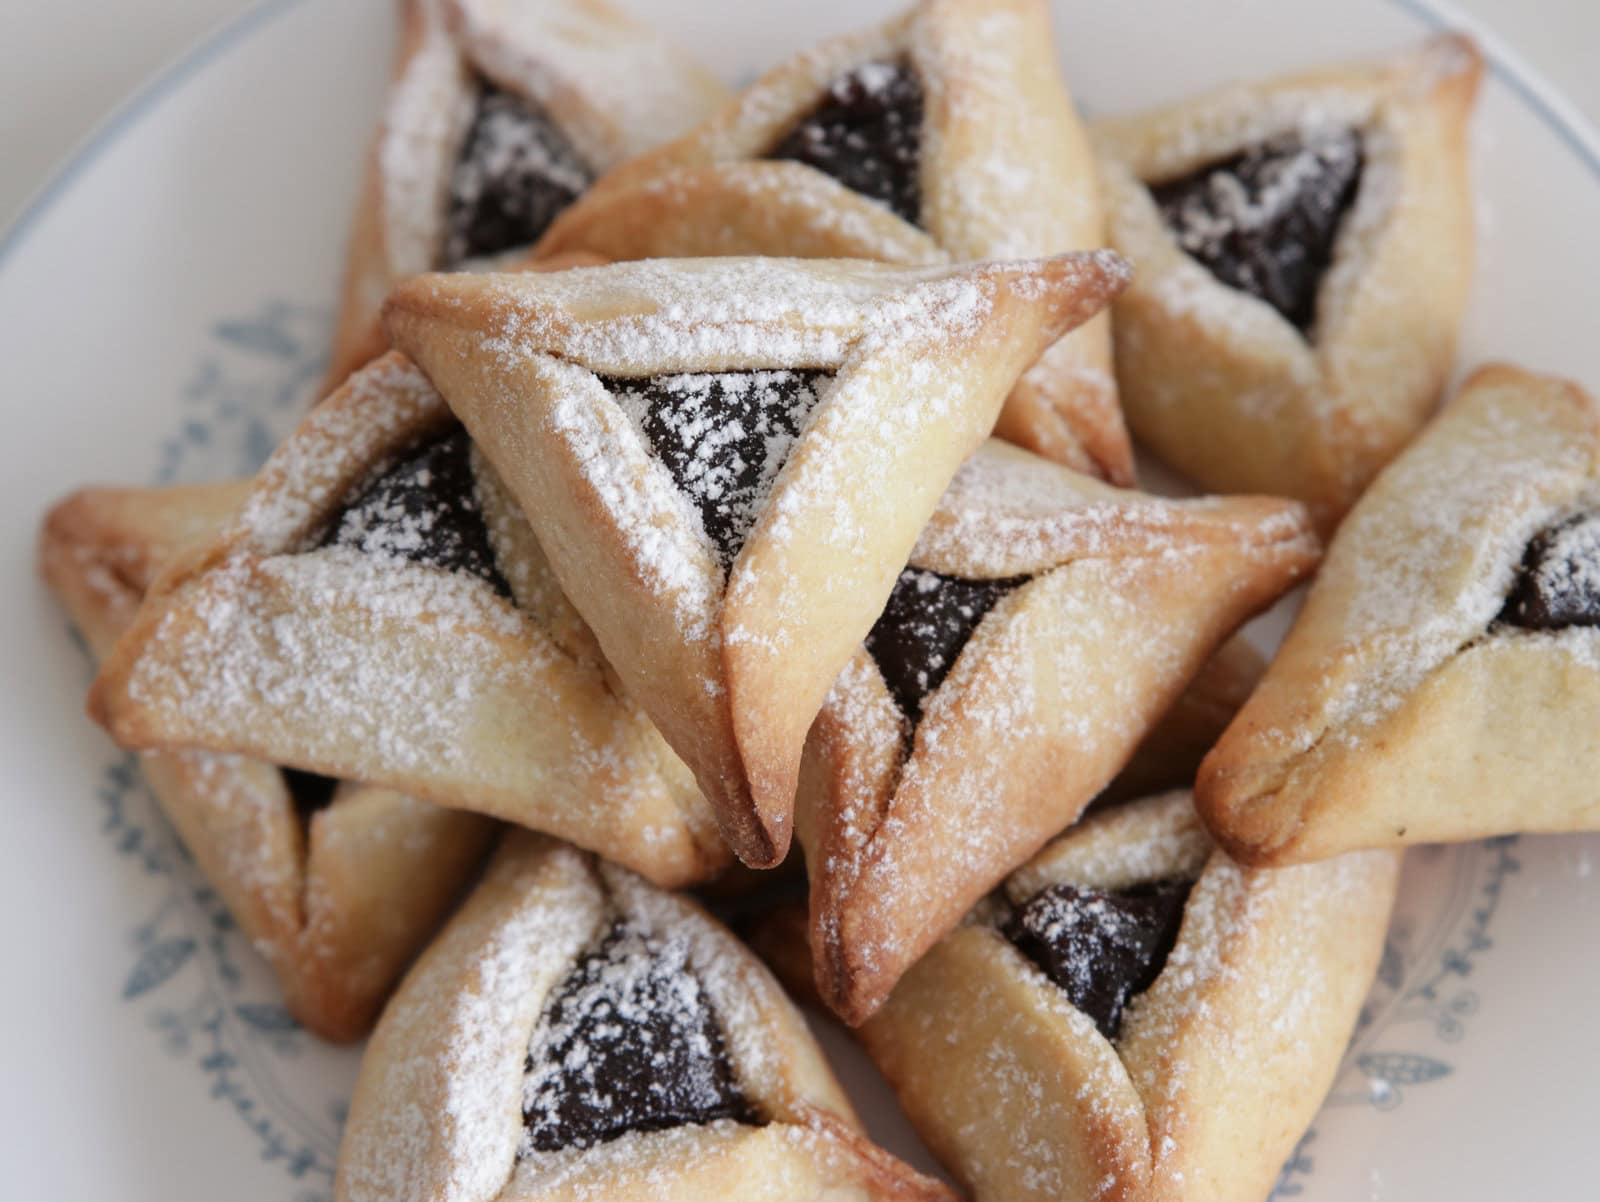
[605,369,831,570]
[866,568,1028,722]
[442,80,593,268]
[280,767,339,823]
[318,426,512,598]
[1498,511,1600,630]
[769,59,924,225]
[1004,878,1194,1040]
[1153,126,1364,332]
[521,919,758,1154]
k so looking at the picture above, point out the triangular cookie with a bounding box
[327,0,726,387]
[89,351,728,887]
[42,481,497,1040]
[532,0,1129,481]
[384,253,1130,867]
[336,831,957,1202]
[759,792,1398,1202]
[1199,364,1600,863]
[794,441,1319,1022]
[1094,34,1481,527]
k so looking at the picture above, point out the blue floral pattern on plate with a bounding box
[90,302,343,1201]
[1269,838,1520,1198]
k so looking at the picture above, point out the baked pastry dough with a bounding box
[88,351,728,887]
[41,481,497,1041]
[1094,34,1481,528]
[533,0,1130,482]
[761,792,1399,1202]
[794,442,1319,1022]
[1101,635,1265,807]
[384,253,1130,868]
[336,831,957,1202]
[326,0,726,388]
[1199,364,1600,864]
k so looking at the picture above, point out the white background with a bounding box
[1,0,1596,232]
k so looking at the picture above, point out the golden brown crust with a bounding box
[336,833,957,1202]
[1198,364,1600,864]
[40,482,250,655]
[533,0,1131,483]
[760,794,1400,1202]
[1095,33,1481,528]
[40,480,497,1040]
[794,443,1320,1023]
[1101,635,1265,806]
[86,352,727,887]
[384,254,1128,868]
[324,0,726,392]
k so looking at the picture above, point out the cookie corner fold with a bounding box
[1192,716,1319,867]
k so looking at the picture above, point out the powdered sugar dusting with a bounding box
[107,354,726,874]
[1006,790,1213,902]
[461,89,590,199]
[122,542,718,869]
[127,549,540,769]
[914,441,1317,578]
[42,484,501,1041]
[600,864,785,1103]
[612,370,827,570]
[534,358,723,645]
[1099,90,1386,385]
[1286,380,1597,745]
[380,0,474,279]
[508,1121,760,1198]
[452,0,725,171]
[914,3,1098,262]
[442,82,593,268]
[519,918,749,1155]
[472,443,599,662]
[936,792,1396,1195]
[1509,511,1600,623]
[241,355,446,551]
[440,255,1125,684]
[1125,846,1398,1185]
[1160,125,1360,268]
[1114,88,1375,191]
[378,0,721,282]
[460,255,1123,378]
[340,841,604,1202]
[829,562,1158,962]
[621,164,945,262]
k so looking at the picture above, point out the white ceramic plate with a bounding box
[4,1,1599,1198]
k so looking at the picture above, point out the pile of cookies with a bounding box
[42,1,1600,1199]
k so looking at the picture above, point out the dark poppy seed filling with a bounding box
[866,568,1029,723]
[520,919,758,1154]
[1498,511,1600,630]
[318,426,513,598]
[605,369,831,570]
[1153,126,1364,332]
[441,81,594,269]
[281,767,340,822]
[769,59,925,225]
[1004,878,1194,1040]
